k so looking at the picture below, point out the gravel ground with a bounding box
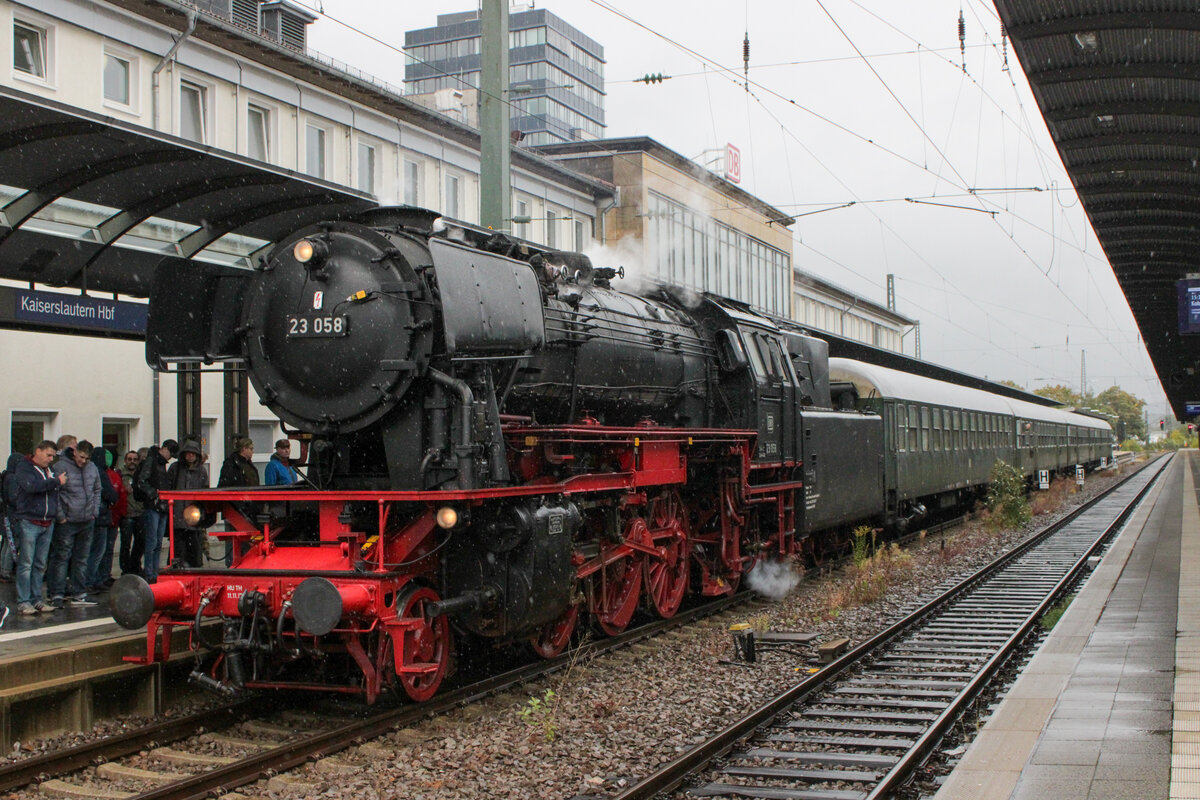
[8,466,1134,800]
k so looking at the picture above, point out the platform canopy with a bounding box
[0,85,376,299]
[995,0,1200,420]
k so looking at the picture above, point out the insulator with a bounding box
[743,34,750,64]
[958,10,967,72]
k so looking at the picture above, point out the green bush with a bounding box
[986,460,1031,530]
[1119,438,1143,453]
[851,525,872,566]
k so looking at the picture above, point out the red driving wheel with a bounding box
[393,585,450,702]
[530,602,579,658]
[594,518,645,635]
[644,491,690,618]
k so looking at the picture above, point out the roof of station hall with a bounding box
[995,0,1200,419]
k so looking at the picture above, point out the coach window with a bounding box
[896,403,907,452]
[952,410,961,450]
[909,405,919,451]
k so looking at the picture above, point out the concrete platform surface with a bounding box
[935,450,1196,800]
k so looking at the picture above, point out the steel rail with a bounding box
[867,456,1166,798]
[118,592,744,800]
[612,455,1167,800]
[0,700,265,792]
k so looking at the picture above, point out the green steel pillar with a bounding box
[479,0,511,231]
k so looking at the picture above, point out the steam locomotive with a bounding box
[111,207,1112,702]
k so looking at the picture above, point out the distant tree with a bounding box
[996,379,1024,390]
[1092,386,1146,440]
[1034,384,1083,407]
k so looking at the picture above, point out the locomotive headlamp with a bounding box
[292,238,329,267]
[435,506,459,529]
[182,504,204,528]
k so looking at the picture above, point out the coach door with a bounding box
[741,328,794,465]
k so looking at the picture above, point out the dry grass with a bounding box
[1030,476,1075,516]
[819,542,914,617]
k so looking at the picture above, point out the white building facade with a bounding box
[1,0,607,465]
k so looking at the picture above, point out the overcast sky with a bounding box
[305,0,1170,421]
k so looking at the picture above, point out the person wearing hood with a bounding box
[84,446,123,591]
[10,440,66,615]
[48,439,101,607]
[166,440,209,567]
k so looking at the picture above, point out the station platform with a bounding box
[935,450,1198,800]
[0,576,125,658]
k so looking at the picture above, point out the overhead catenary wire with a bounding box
[301,1,1155,397]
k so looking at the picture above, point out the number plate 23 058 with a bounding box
[286,314,349,338]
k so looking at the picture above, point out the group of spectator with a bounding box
[2,434,300,620]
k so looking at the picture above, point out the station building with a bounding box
[0,0,608,464]
[535,135,913,348]
[0,0,910,465]
[793,270,912,353]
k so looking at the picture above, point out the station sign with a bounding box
[1186,401,1200,417]
[0,285,147,338]
[1178,278,1200,334]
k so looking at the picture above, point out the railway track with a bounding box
[614,455,1168,800]
[0,591,749,799]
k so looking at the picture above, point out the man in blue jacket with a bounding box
[11,440,66,615]
[264,439,298,485]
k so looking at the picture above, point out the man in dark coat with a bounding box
[11,440,66,615]
[136,439,177,583]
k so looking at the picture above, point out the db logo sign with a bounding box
[313,291,324,310]
[725,143,741,184]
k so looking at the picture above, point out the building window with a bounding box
[575,219,585,251]
[248,421,277,466]
[247,104,270,162]
[515,199,528,239]
[10,412,55,456]
[444,173,459,218]
[102,419,136,460]
[305,124,326,178]
[546,210,556,248]
[180,81,207,143]
[13,21,47,80]
[403,160,421,205]
[357,142,376,195]
[103,53,130,105]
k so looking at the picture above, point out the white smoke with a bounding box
[583,237,652,294]
[746,559,802,601]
